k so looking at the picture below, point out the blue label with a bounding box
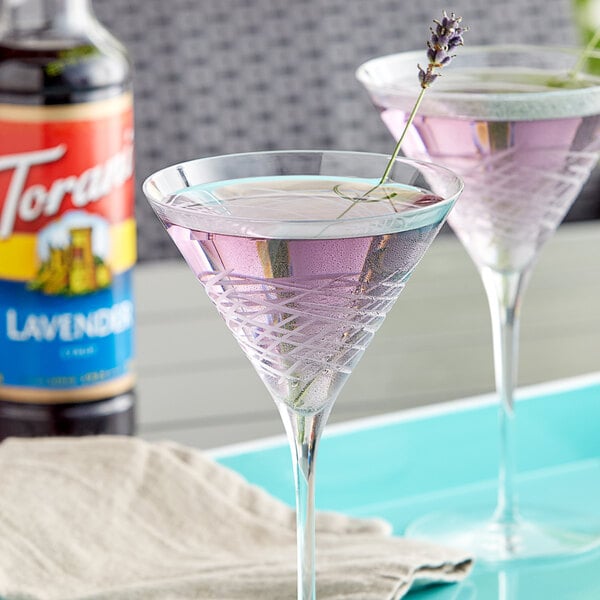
[0,270,134,390]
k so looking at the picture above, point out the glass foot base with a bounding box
[405,509,600,564]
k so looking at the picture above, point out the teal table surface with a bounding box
[213,374,600,600]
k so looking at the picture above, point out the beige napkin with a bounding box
[0,436,472,600]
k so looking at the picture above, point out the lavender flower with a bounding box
[376,11,467,185]
[419,12,468,89]
[336,11,468,216]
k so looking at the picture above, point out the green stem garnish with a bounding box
[378,86,428,184]
[568,25,600,80]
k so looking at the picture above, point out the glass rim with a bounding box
[142,150,463,236]
[356,44,600,116]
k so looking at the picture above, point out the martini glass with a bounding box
[143,150,463,599]
[357,46,600,562]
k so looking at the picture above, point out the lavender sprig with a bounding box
[334,11,467,222]
[378,11,468,185]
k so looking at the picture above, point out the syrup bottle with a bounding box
[0,0,136,438]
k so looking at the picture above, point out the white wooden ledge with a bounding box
[135,222,600,448]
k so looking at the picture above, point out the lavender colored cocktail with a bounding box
[144,151,463,599]
[163,176,449,414]
[358,46,600,562]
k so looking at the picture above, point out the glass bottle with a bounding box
[0,0,136,438]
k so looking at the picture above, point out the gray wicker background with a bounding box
[92,0,598,262]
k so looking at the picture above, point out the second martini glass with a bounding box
[143,150,463,599]
[357,45,600,562]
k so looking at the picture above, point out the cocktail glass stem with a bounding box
[480,266,531,539]
[278,403,331,600]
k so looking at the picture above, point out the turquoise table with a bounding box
[212,374,600,599]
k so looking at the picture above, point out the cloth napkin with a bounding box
[0,436,472,600]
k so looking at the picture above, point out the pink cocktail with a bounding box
[358,45,600,562]
[144,151,463,599]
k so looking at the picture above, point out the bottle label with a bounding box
[0,94,136,403]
